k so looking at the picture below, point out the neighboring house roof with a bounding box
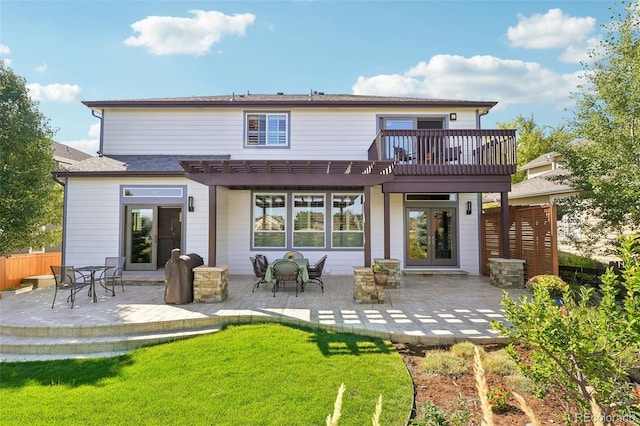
[82,93,498,113]
[519,152,561,171]
[483,168,574,203]
[52,141,92,163]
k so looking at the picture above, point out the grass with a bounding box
[0,323,413,425]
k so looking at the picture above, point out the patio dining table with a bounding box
[264,258,309,285]
[76,265,112,303]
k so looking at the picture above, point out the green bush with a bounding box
[482,350,518,376]
[450,341,484,359]
[525,274,569,297]
[421,351,468,376]
[504,373,539,395]
[494,235,640,419]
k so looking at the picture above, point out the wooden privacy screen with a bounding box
[0,252,62,289]
[481,205,558,279]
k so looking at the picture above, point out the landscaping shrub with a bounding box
[450,341,484,359]
[494,235,640,422]
[420,351,468,376]
[482,350,518,376]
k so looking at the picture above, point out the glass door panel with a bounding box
[432,209,456,266]
[126,207,157,270]
[407,209,430,266]
[406,207,457,266]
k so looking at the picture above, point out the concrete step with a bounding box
[401,269,469,276]
[0,326,221,361]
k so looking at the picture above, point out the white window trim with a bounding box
[292,193,326,249]
[244,112,290,148]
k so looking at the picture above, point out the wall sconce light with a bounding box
[188,196,194,212]
[466,201,472,215]
[449,113,457,121]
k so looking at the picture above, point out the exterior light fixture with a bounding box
[188,196,194,212]
[466,201,472,215]
[449,113,457,121]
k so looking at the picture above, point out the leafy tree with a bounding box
[498,115,572,184]
[0,61,62,256]
[493,235,640,422]
[556,1,640,252]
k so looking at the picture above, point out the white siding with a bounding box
[457,193,481,275]
[101,107,481,157]
[64,177,209,267]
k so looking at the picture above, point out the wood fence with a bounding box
[482,205,558,280]
[0,252,61,289]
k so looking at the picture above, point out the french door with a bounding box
[125,206,182,270]
[406,207,457,266]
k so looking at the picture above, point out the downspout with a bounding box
[92,109,104,155]
[51,173,68,266]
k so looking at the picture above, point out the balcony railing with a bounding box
[368,129,517,175]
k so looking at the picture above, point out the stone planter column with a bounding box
[193,265,228,302]
[488,258,526,289]
[353,267,385,304]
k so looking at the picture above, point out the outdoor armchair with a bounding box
[251,256,269,292]
[306,255,327,293]
[98,256,125,296]
[50,265,90,309]
[272,259,301,297]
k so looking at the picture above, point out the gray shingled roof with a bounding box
[82,93,498,111]
[483,168,574,203]
[52,141,92,162]
[519,152,561,171]
[63,155,230,173]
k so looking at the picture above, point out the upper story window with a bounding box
[246,113,289,147]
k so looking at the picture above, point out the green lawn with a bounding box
[0,323,413,425]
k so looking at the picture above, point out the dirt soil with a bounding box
[396,342,636,425]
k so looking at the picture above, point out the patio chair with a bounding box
[306,255,327,293]
[50,265,89,309]
[272,259,301,297]
[284,251,304,259]
[250,256,269,292]
[393,146,413,162]
[98,256,125,296]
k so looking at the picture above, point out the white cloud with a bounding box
[63,138,99,156]
[62,123,101,155]
[0,44,10,55]
[507,8,597,63]
[508,9,596,49]
[26,83,81,102]
[124,10,256,56]
[88,122,100,138]
[353,54,582,111]
[36,62,48,73]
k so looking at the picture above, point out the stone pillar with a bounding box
[193,265,228,302]
[373,258,401,288]
[488,258,525,289]
[353,267,385,304]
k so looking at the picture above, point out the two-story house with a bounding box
[53,93,516,276]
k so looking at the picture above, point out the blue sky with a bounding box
[1,0,615,155]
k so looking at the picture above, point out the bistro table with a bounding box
[76,265,112,303]
[264,258,309,287]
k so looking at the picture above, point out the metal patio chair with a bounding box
[98,256,125,296]
[306,255,327,293]
[272,259,301,297]
[50,265,90,309]
[251,256,269,292]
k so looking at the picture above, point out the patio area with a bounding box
[0,273,529,361]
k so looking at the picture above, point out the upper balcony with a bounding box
[368,129,517,176]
